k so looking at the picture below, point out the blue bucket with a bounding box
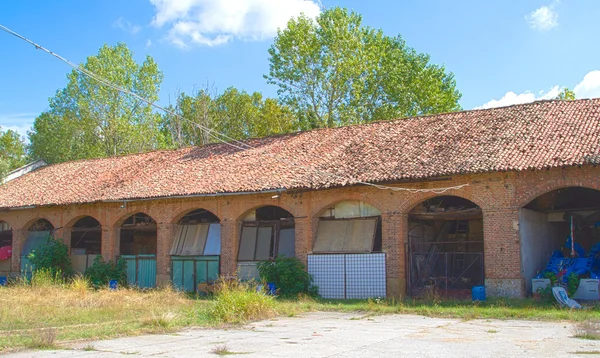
[0,276,7,286]
[472,285,486,301]
[109,279,118,290]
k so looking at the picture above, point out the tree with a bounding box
[0,127,27,180]
[557,88,576,100]
[161,87,296,148]
[265,7,462,128]
[29,43,166,163]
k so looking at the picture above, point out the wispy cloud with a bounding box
[149,0,321,48]
[0,112,37,139]
[113,17,142,35]
[476,70,600,109]
[527,1,559,31]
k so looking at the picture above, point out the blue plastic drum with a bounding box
[472,285,486,301]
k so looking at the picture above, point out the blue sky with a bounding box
[2,0,600,137]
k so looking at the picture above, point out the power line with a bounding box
[0,24,468,195]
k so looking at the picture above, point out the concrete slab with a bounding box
[6,312,600,357]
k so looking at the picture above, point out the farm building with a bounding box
[1,98,600,298]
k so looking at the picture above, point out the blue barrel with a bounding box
[472,286,486,301]
[0,276,7,286]
[267,282,277,295]
[109,279,118,290]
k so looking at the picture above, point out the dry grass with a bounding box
[0,284,206,352]
[207,279,276,324]
[574,320,600,340]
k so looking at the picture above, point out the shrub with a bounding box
[28,236,72,278]
[29,268,65,287]
[256,256,318,297]
[84,256,127,288]
[207,278,276,324]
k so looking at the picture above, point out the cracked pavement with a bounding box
[7,312,600,357]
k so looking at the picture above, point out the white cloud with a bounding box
[574,70,600,99]
[113,17,142,35]
[0,113,36,139]
[476,86,561,109]
[149,0,321,47]
[476,70,600,109]
[527,2,559,31]
[146,39,153,48]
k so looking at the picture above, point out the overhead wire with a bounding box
[0,24,468,195]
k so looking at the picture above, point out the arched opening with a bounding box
[521,187,600,296]
[70,216,102,273]
[237,205,295,280]
[407,196,484,298]
[21,219,55,273]
[309,200,385,299]
[171,209,221,292]
[120,213,157,288]
[0,221,12,274]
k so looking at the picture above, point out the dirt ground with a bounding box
[7,312,600,357]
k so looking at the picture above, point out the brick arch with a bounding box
[517,183,600,209]
[235,203,300,222]
[170,207,221,225]
[311,198,384,218]
[112,211,157,228]
[21,217,58,232]
[63,214,103,229]
[401,191,486,214]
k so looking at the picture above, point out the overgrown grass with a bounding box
[207,279,276,324]
[3,278,600,353]
[574,320,600,340]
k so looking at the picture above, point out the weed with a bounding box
[211,344,248,355]
[70,274,90,297]
[207,278,276,324]
[29,328,57,349]
[82,344,96,351]
[574,320,600,340]
[487,329,498,333]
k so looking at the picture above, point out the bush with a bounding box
[28,235,72,277]
[256,256,318,297]
[84,256,127,288]
[207,278,276,324]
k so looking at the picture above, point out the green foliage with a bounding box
[256,256,318,297]
[28,268,65,287]
[265,7,462,129]
[29,43,166,163]
[567,272,580,297]
[27,236,72,278]
[207,278,276,324]
[84,256,127,288]
[557,88,576,100]
[161,86,296,148]
[0,127,27,181]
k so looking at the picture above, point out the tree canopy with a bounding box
[557,88,576,100]
[29,43,165,163]
[0,127,27,180]
[265,7,462,129]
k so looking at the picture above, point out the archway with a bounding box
[171,209,221,292]
[119,213,157,288]
[21,219,55,273]
[70,216,102,273]
[407,196,484,298]
[520,187,600,296]
[237,205,295,280]
[0,221,12,274]
[310,200,385,299]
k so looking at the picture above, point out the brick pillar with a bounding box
[483,209,523,297]
[220,218,238,277]
[61,228,72,250]
[101,225,116,261]
[11,228,25,273]
[156,223,175,287]
[381,213,406,299]
[293,217,314,266]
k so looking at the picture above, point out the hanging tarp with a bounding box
[121,254,156,288]
[171,224,220,256]
[313,218,377,253]
[21,231,51,256]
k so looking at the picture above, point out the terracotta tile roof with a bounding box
[1,99,600,209]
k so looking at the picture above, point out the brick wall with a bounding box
[2,165,599,297]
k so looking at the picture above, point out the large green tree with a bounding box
[0,127,27,180]
[265,7,462,128]
[161,87,296,148]
[29,43,165,163]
